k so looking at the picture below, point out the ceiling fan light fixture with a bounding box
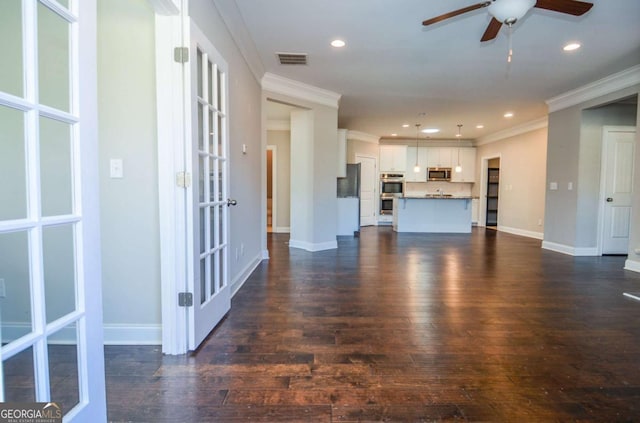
[488,0,535,24]
[563,42,581,51]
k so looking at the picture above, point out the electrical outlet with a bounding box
[240,243,245,256]
[538,219,542,226]
[0,278,6,298]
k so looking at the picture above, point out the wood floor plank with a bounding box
[104,227,640,422]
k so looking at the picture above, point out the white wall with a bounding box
[267,130,291,231]
[97,0,161,335]
[263,90,339,251]
[475,127,548,237]
[545,83,639,255]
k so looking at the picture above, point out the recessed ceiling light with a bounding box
[563,42,581,51]
[402,124,410,128]
[476,124,484,129]
[504,112,514,118]
[331,39,346,48]
[422,128,440,134]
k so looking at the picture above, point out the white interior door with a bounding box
[0,0,106,420]
[356,155,377,226]
[188,23,231,350]
[602,126,636,254]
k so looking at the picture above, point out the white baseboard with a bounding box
[231,252,264,298]
[289,238,338,252]
[261,249,270,260]
[2,322,162,345]
[541,241,598,256]
[498,225,544,240]
[625,259,640,273]
[274,226,290,233]
[104,324,162,345]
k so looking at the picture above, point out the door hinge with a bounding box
[176,171,191,188]
[178,292,193,307]
[174,47,189,63]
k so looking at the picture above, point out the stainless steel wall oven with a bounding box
[380,173,404,215]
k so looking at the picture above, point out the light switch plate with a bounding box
[550,182,558,190]
[110,159,123,178]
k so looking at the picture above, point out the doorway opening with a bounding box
[486,158,500,228]
[266,146,276,233]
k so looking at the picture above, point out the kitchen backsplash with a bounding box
[405,181,472,197]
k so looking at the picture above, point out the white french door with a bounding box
[601,126,636,254]
[187,23,231,350]
[0,0,106,421]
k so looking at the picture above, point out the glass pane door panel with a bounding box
[199,258,206,305]
[198,155,205,203]
[199,207,205,254]
[0,231,32,342]
[48,322,79,412]
[207,61,213,105]
[208,110,215,153]
[218,250,224,290]
[0,1,23,97]
[0,106,27,220]
[217,114,224,156]
[209,255,216,296]
[40,116,73,217]
[196,49,203,98]
[57,0,69,8]
[216,68,222,111]
[38,2,70,112]
[3,347,36,402]
[218,162,225,202]
[209,207,218,250]
[217,205,224,246]
[197,103,204,150]
[43,224,76,323]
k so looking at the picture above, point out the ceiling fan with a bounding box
[422,0,594,42]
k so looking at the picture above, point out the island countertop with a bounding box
[392,196,472,233]
[400,195,474,199]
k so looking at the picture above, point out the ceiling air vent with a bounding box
[277,53,308,65]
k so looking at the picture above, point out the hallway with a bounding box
[106,227,640,422]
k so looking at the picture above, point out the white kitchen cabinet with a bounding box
[451,147,476,183]
[426,147,452,168]
[405,146,428,182]
[379,145,407,172]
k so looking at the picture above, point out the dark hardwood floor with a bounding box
[106,227,640,422]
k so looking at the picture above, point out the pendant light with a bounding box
[455,124,463,173]
[413,123,421,173]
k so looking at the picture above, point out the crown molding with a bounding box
[267,120,290,131]
[212,0,265,83]
[262,73,341,109]
[346,130,379,144]
[147,0,180,15]
[546,65,640,113]
[475,117,548,146]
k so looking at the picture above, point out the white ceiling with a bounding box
[220,0,640,140]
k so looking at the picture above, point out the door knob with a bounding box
[606,197,613,203]
[227,198,237,206]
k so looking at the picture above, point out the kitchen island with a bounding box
[392,196,473,233]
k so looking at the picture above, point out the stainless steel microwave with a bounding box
[428,168,452,181]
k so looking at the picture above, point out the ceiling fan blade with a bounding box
[534,0,593,16]
[481,18,503,42]
[422,2,490,26]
